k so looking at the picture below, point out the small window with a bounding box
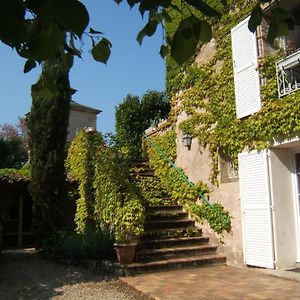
[220,155,239,183]
[276,49,300,97]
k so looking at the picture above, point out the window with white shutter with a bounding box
[231,17,261,119]
[238,150,275,269]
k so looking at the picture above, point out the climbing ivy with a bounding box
[166,1,300,183]
[93,144,144,243]
[66,130,104,233]
[134,175,172,206]
[66,130,144,242]
[145,130,231,235]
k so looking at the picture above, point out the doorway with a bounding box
[294,153,300,261]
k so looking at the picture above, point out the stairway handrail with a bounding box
[142,133,229,226]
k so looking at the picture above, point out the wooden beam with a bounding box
[17,195,23,248]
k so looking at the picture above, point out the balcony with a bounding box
[276,49,300,97]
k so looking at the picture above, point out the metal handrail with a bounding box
[142,133,229,225]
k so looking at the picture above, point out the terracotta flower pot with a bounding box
[114,243,137,264]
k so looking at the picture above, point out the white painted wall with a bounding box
[67,110,97,141]
[269,148,298,268]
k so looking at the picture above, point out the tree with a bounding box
[26,50,71,242]
[0,117,28,168]
[0,139,27,169]
[115,90,170,158]
[0,1,294,68]
[115,94,144,158]
[141,91,170,128]
[0,117,28,141]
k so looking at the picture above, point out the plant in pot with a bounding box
[114,196,144,264]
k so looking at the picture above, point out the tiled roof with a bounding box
[70,100,102,114]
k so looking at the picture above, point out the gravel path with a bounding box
[0,249,150,300]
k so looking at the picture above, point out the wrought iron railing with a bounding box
[276,49,300,97]
[142,133,229,226]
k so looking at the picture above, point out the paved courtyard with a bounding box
[2,249,300,300]
[122,265,300,300]
[0,249,149,300]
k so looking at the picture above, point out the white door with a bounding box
[294,153,300,260]
[238,150,275,268]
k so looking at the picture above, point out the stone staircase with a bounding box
[114,204,225,275]
[112,160,226,276]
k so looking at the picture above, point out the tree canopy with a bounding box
[0,117,28,168]
[115,90,170,158]
[0,0,295,68]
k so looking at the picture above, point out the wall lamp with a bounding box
[85,127,95,133]
[182,133,192,150]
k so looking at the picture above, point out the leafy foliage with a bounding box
[187,201,231,234]
[145,130,231,234]
[93,143,144,243]
[0,164,31,182]
[66,130,104,233]
[134,175,171,206]
[42,229,115,260]
[115,94,144,158]
[115,91,170,159]
[166,1,300,184]
[26,52,71,242]
[66,130,144,243]
[0,0,293,68]
[0,118,29,169]
[0,138,27,169]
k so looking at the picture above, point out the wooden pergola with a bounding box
[0,178,33,249]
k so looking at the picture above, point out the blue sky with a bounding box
[0,0,165,134]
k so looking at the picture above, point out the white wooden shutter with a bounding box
[238,150,275,269]
[231,17,261,119]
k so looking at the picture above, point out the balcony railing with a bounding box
[276,49,300,97]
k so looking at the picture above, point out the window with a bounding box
[276,49,300,97]
[220,155,239,183]
[262,1,300,97]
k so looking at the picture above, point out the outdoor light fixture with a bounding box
[85,127,95,133]
[182,133,192,150]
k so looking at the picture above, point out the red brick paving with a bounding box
[121,265,300,299]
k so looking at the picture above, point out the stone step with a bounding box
[131,159,150,169]
[144,219,195,230]
[114,254,226,276]
[145,205,183,213]
[142,227,202,240]
[145,210,188,221]
[137,244,218,261]
[131,170,155,177]
[138,236,210,250]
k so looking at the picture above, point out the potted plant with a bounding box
[114,229,138,264]
[114,197,144,264]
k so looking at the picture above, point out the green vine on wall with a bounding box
[166,1,300,184]
[145,130,231,235]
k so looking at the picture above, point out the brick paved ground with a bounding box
[121,265,300,300]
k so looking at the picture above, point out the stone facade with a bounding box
[174,113,244,267]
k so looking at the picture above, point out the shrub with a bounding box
[42,229,115,260]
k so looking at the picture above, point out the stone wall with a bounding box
[174,112,244,267]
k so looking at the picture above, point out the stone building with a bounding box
[151,0,300,271]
